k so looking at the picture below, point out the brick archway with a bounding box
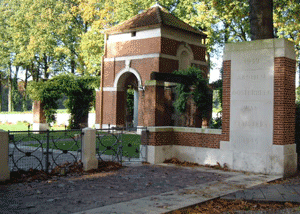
[115,70,141,128]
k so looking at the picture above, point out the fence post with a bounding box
[82,128,98,171]
[0,130,10,181]
[45,130,50,173]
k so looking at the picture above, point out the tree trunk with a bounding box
[71,59,75,74]
[249,0,274,40]
[8,64,13,112]
[43,54,49,79]
[22,68,29,111]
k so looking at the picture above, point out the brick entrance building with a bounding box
[95,4,209,129]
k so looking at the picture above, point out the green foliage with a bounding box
[209,117,222,129]
[173,67,211,118]
[296,86,300,104]
[127,88,134,119]
[28,79,63,124]
[211,79,223,109]
[28,73,100,128]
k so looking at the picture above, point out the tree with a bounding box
[28,74,100,129]
[274,0,300,84]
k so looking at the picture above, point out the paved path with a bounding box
[73,164,283,214]
[221,183,300,203]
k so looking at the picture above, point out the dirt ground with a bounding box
[0,161,230,214]
[1,160,300,214]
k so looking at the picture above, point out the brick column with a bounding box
[95,89,101,129]
[141,80,166,126]
[222,60,231,141]
[273,57,296,145]
[32,101,49,131]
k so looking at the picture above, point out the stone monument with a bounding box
[222,38,297,176]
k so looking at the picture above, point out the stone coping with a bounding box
[147,126,222,134]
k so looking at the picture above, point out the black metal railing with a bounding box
[95,126,148,163]
[8,129,83,173]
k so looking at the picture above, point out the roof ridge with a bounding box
[155,5,162,24]
[105,5,206,37]
[151,1,164,9]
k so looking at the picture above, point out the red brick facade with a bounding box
[141,56,296,149]
[143,131,223,149]
[98,31,208,127]
[141,60,230,148]
[273,57,296,145]
[222,60,231,142]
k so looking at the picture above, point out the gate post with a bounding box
[82,128,98,171]
[0,130,10,181]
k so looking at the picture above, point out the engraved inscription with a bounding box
[232,90,271,96]
[237,74,266,80]
[234,120,269,128]
[244,58,259,65]
[241,105,257,112]
[233,136,259,144]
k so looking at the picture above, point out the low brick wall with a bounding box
[142,126,225,148]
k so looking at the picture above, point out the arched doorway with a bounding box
[115,71,141,128]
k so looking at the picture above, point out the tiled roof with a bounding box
[105,5,206,37]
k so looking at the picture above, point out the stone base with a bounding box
[82,128,98,171]
[144,143,297,176]
[221,142,297,176]
[0,168,10,182]
[32,123,49,131]
[0,130,10,181]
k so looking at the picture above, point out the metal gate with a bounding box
[95,127,148,164]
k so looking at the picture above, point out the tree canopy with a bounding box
[1,0,300,112]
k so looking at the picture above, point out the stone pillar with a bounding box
[32,101,49,131]
[222,38,297,176]
[0,130,10,181]
[82,128,98,171]
[133,90,139,127]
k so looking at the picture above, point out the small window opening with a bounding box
[131,31,136,37]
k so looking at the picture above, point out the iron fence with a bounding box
[8,129,83,173]
[8,126,148,173]
[96,127,148,163]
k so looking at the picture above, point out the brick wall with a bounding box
[102,91,117,125]
[142,130,223,149]
[273,57,296,145]
[190,44,206,61]
[222,60,231,141]
[95,91,101,124]
[98,27,208,128]
[161,37,180,56]
[140,59,230,148]
[159,58,179,73]
[106,37,161,58]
